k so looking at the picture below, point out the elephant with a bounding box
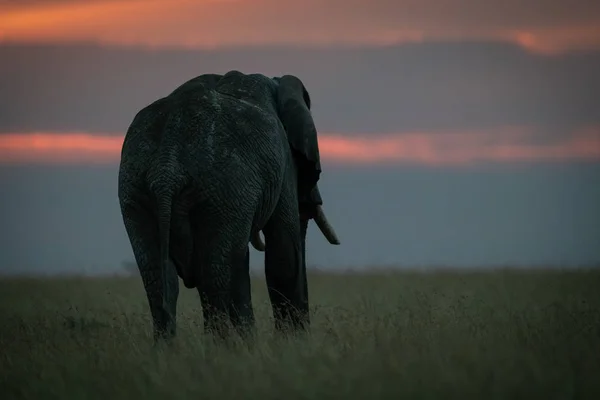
[118,70,340,342]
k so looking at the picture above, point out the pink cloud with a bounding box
[1,127,598,166]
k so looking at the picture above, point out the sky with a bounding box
[0,0,599,274]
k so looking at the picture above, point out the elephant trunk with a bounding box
[249,205,340,251]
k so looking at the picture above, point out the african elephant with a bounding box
[118,70,340,342]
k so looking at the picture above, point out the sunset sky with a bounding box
[1,0,599,274]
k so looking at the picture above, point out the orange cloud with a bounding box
[0,0,599,54]
[319,128,600,166]
[1,128,599,166]
[0,133,122,164]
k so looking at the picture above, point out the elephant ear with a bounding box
[275,75,321,191]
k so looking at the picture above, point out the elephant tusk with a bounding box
[250,230,266,252]
[314,205,341,245]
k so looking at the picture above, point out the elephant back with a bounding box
[168,74,224,98]
[215,71,278,111]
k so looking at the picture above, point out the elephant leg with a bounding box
[263,183,309,333]
[197,263,232,339]
[121,202,179,343]
[195,235,251,340]
[228,246,255,338]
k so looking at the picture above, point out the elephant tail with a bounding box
[153,177,195,289]
[155,186,175,301]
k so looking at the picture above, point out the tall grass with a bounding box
[1,268,599,399]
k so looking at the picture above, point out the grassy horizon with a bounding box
[1,268,599,399]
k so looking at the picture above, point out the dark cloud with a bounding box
[1,41,599,136]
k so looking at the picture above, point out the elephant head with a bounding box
[250,75,340,251]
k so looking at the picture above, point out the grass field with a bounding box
[1,268,599,399]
